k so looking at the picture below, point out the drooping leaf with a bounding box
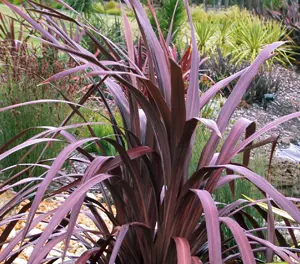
[173,237,192,264]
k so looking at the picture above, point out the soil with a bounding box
[232,65,300,147]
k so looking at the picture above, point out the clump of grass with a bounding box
[192,6,296,66]
[105,0,118,10]
[94,2,105,14]
[0,77,66,189]
[106,8,121,16]
[74,109,123,156]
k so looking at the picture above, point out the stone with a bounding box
[13,258,27,264]
[280,136,293,145]
[8,228,17,240]
[23,246,34,259]
[269,157,300,196]
[28,228,42,236]
[290,125,299,134]
[75,246,86,256]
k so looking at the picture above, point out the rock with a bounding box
[13,258,27,264]
[270,157,298,187]
[28,228,42,236]
[23,246,34,259]
[280,136,294,145]
[87,192,97,201]
[277,221,300,245]
[278,144,300,163]
[290,125,299,134]
[269,156,300,196]
[75,246,86,256]
[49,249,62,258]
[0,190,18,219]
[8,228,17,240]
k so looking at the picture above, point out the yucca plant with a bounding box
[150,0,187,43]
[1,0,300,263]
[229,15,295,65]
[195,18,217,54]
[267,0,300,63]
[66,0,95,16]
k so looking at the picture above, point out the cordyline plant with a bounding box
[1,0,300,263]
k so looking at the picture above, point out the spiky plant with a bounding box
[65,0,95,17]
[150,0,186,43]
[1,1,300,263]
[228,15,295,65]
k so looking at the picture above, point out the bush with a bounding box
[81,14,123,53]
[0,78,66,189]
[267,0,300,63]
[75,110,123,156]
[229,16,295,66]
[106,7,121,16]
[105,0,117,10]
[12,0,22,5]
[126,8,135,17]
[192,6,296,66]
[202,49,280,103]
[93,2,105,13]
[1,1,300,263]
[65,0,94,17]
[51,2,63,9]
[195,19,217,55]
[150,0,187,42]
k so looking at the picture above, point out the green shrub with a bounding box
[51,2,64,9]
[106,8,121,16]
[0,78,66,188]
[74,110,123,156]
[192,6,296,66]
[126,8,135,17]
[191,6,208,23]
[105,0,117,10]
[267,0,300,63]
[201,49,280,103]
[81,14,123,52]
[195,19,217,55]
[93,2,105,13]
[12,0,22,5]
[151,0,187,42]
[65,0,94,17]
[229,16,295,65]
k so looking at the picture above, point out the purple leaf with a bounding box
[75,248,100,263]
[215,175,243,189]
[266,196,276,262]
[28,173,113,262]
[0,99,84,113]
[236,111,300,155]
[191,190,222,263]
[171,59,186,147]
[223,164,300,223]
[219,217,256,264]
[23,138,100,242]
[199,42,285,168]
[191,256,203,264]
[109,222,150,264]
[173,237,192,264]
[184,0,200,119]
[247,234,295,264]
[0,138,59,161]
[129,0,171,103]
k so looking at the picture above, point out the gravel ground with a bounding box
[0,190,113,263]
[232,65,300,148]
